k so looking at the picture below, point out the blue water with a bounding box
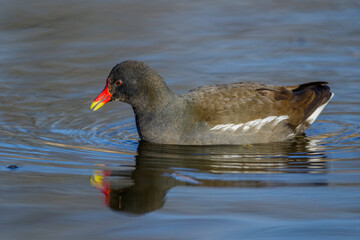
[0,0,360,239]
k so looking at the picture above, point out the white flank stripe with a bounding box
[243,125,250,131]
[230,124,243,131]
[256,116,278,129]
[210,115,289,132]
[272,115,289,126]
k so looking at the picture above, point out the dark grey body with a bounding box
[133,91,295,145]
[101,61,333,145]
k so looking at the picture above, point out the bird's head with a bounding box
[90,60,170,111]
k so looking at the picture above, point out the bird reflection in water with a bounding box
[90,136,327,214]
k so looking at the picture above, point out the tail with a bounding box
[289,82,333,132]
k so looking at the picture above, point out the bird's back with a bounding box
[179,81,332,144]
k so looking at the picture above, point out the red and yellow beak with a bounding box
[90,80,112,111]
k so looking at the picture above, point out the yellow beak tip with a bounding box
[91,102,105,112]
[90,101,99,111]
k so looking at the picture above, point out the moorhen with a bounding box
[91,60,333,145]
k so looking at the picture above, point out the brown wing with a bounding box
[184,81,331,133]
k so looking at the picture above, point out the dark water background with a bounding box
[1,0,360,239]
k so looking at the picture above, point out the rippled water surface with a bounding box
[1,0,360,239]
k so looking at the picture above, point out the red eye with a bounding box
[116,80,122,86]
